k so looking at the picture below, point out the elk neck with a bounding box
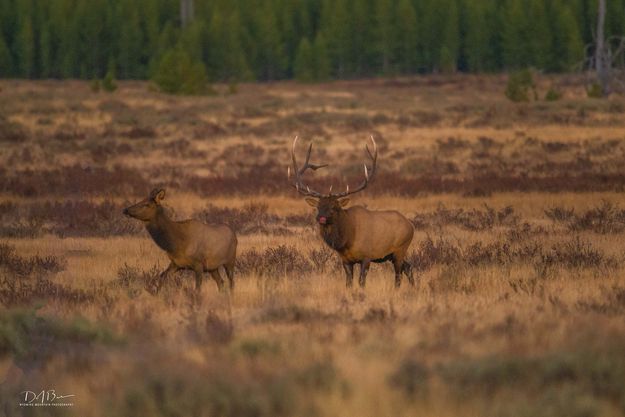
[145,206,180,253]
[319,209,350,252]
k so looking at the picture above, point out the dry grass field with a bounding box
[2,75,625,416]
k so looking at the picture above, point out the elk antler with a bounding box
[288,135,378,198]
[331,135,378,198]
[288,136,327,197]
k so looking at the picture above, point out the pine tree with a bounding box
[394,0,418,74]
[348,0,371,76]
[485,0,506,71]
[39,22,52,78]
[502,0,531,69]
[439,0,459,72]
[312,32,331,80]
[253,4,287,80]
[463,0,489,72]
[0,34,12,76]
[117,1,145,79]
[206,9,251,82]
[152,47,209,95]
[374,0,395,75]
[551,3,584,71]
[278,0,299,77]
[178,20,205,63]
[294,37,314,81]
[320,0,350,77]
[528,0,551,70]
[16,17,34,78]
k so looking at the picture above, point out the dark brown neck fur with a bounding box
[145,206,177,253]
[319,210,351,253]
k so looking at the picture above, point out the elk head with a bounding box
[123,188,166,222]
[288,136,378,225]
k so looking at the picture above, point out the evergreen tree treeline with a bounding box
[0,0,621,81]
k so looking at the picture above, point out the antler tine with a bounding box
[288,136,326,197]
[330,135,378,198]
[303,142,328,172]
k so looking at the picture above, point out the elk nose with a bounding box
[123,208,129,216]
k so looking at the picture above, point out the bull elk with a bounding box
[288,136,415,288]
[123,189,237,292]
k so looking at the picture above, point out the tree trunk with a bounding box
[596,0,610,96]
[180,0,194,28]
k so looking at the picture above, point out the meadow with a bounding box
[1,75,625,416]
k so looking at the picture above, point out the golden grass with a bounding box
[1,77,625,416]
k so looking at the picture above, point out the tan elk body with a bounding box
[124,189,237,291]
[289,137,415,288]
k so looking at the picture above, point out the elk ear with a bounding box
[338,198,350,207]
[152,189,166,204]
[305,197,318,207]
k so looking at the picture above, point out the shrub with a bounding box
[412,204,518,231]
[115,263,169,296]
[586,83,603,98]
[546,201,625,234]
[0,116,27,142]
[0,242,66,276]
[544,236,616,269]
[294,38,314,82]
[196,202,280,235]
[545,87,562,101]
[102,69,117,92]
[0,307,117,365]
[237,245,312,277]
[90,78,101,93]
[388,359,430,397]
[505,69,536,102]
[152,48,211,95]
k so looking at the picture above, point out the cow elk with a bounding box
[288,136,415,288]
[123,189,237,292]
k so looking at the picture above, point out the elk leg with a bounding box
[210,269,225,292]
[224,263,235,291]
[392,258,403,288]
[359,260,371,288]
[193,265,204,291]
[402,261,415,286]
[343,262,354,288]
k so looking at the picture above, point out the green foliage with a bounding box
[505,69,536,102]
[227,81,238,95]
[439,0,459,72]
[388,359,430,397]
[102,68,118,92]
[109,360,339,417]
[545,87,562,101]
[151,48,211,95]
[503,0,531,69]
[0,35,12,77]
[312,33,331,81]
[90,78,101,93]
[464,1,490,72]
[394,0,418,73]
[15,17,34,77]
[0,0,616,80]
[439,344,625,412]
[587,83,604,98]
[294,37,314,82]
[0,307,119,362]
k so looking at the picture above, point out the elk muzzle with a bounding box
[317,215,328,224]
